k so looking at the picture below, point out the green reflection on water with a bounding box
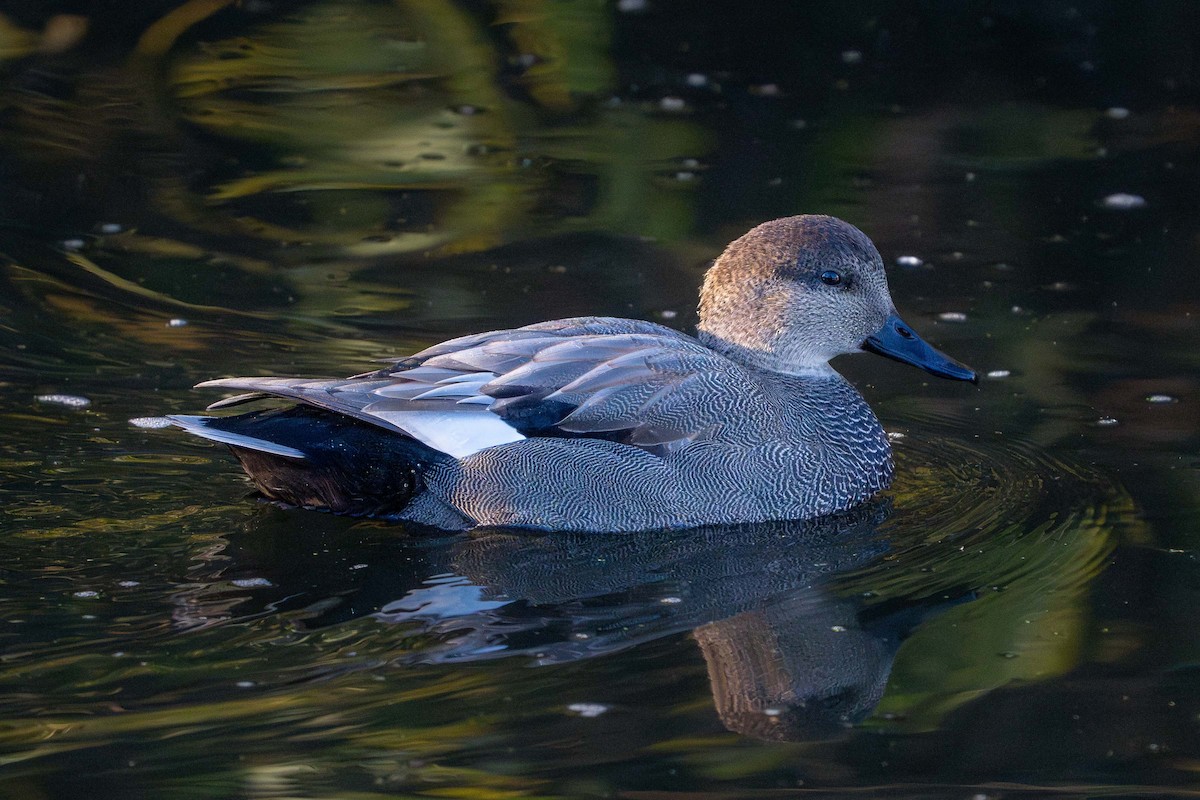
[1,0,1199,798]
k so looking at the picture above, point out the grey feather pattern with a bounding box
[191,314,895,531]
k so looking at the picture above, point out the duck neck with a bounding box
[696,330,837,378]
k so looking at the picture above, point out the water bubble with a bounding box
[895,255,924,269]
[830,625,847,632]
[129,416,173,429]
[763,707,783,717]
[658,310,678,320]
[685,73,707,87]
[886,431,906,441]
[61,238,86,251]
[841,49,863,64]
[1146,394,1178,404]
[351,563,368,570]
[660,596,682,604]
[73,590,99,599]
[236,681,256,688]
[658,96,686,112]
[117,580,141,587]
[1105,107,1131,120]
[99,223,122,234]
[231,577,273,588]
[37,394,91,409]
[790,118,808,130]
[986,370,1011,379]
[617,0,646,11]
[1101,193,1147,210]
[166,318,189,328]
[674,171,696,182]
[937,312,968,323]
[1096,417,1119,427]
[567,702,609,717]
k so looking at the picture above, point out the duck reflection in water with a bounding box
[187,504,974,742]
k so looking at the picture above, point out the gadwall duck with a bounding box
[172,215,976,531]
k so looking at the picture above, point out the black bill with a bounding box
[862,313,978,383]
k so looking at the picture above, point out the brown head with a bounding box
[697,215,975,381]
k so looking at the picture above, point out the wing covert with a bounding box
[196,317,758,458]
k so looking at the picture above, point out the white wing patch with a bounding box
[364,408,525,459]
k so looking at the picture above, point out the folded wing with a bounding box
[197,317,759,459]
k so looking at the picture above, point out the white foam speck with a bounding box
[895,255,924,268]
[118,580,141,587]
[37,394,91,408]
[568,703,610,718]
[1102,193,1146,210]
[986,370,1011,379]
[99,223,122,234]
[129,416,173,429]
[617,0,646,11]
[1097,417,1119,427]
[167,318,189,328]
[1105,107,1130,119]
[841,49,863,64]
[937,312,968,323]
[659,96,686,112]
[61,238,86,251]
[685,73,707,87]
[73,590,99,599]
[660,596,683,604]
[1146,394,1177,404]
[231,578,273,588]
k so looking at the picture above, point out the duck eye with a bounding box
[819,270,843,286]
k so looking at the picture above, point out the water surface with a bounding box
[1,2,1199,798]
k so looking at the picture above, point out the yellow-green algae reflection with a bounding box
[159,0,709,256]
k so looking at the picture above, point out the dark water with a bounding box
[1,2,1199,797]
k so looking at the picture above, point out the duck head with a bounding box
[697,215,977,382]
